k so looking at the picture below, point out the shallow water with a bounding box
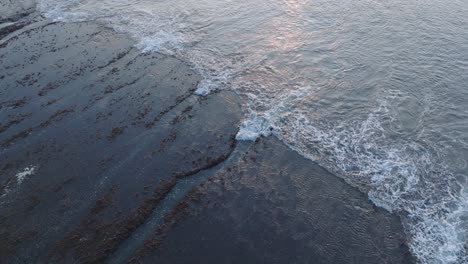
[36,0,468,262]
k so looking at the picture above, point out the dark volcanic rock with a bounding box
[135,137,415,264]
[0,20,242,264]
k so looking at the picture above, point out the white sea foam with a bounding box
[236,115,274,141]
[1,166,37,203]
[276,98,468,263]
[228,79,468,263]
[16,166,36,185]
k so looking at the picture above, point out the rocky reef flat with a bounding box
[0,7,414,264]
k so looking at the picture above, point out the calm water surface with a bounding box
[37,0,468,262]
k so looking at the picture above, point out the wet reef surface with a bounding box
[0,15,414,264]
[135,137,414,264]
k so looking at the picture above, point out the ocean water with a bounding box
[35,0,468,263]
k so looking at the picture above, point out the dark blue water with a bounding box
[37,0,468,262]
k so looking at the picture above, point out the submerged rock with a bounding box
[134,137,414,264]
